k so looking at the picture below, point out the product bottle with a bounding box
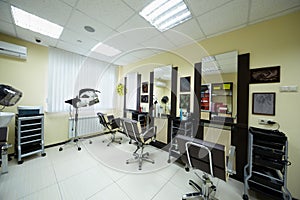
[180,108,182,120]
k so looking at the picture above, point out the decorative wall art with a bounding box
[142,82,148,93]
[252,92,275,115]
[180,76,191,92]
[250,66,280,84]
[180,94,190,111]
[141,95,148,103]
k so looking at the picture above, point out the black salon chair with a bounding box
[97,112,122,146]
[123,119,157,170]
[176,134,235,200]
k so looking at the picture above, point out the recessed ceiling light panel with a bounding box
[91,42,122,57]
[139,0,192,32]
[11,6,63,39]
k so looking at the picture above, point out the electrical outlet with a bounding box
[258,118,274,125]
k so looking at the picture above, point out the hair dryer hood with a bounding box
[0,84,22,107]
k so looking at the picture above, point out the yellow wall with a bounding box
[1,10,299,198]
[0,33,70,148]
[123,11,300,198]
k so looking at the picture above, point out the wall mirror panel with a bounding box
[153,65,172,117]
[201,51,238,121]
[125,72,139,111]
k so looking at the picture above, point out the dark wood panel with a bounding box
[123,77,127,118]
[193,62,203,139]
[231,53,250,181]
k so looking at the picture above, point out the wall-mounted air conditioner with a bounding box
[155,81,167,88]
[0,41,27,60]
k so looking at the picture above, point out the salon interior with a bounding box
[0,0,300,200]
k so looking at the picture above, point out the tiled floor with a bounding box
[0,133,260,200]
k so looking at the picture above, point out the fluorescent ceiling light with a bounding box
[11,6,63,39]
[91,43,122,57]
[140,0,192,32]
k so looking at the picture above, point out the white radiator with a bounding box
[68,116,103,138]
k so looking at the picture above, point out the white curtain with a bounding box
[47,47,118,112]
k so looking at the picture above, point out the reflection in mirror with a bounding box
[153,65,172,117]
[125,72,138,111]
[201,51,238,121]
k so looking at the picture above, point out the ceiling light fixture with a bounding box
[84,26,95,33]
[11,6,63,39]
[139,0,192,32]
[91,42,122,57]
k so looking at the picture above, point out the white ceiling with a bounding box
[0,0,299,66]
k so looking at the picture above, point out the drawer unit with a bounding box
[243,127,291,200]
[15,114,46,164]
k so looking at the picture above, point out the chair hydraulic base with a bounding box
[126,145,154,170]
[182,172,217,200]
[102,133,122,146]
[1,143,12,174]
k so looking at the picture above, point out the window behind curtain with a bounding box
[47,47,118,112]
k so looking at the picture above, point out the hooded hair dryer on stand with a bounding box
[59,88,100,151]
[0,84,22,110]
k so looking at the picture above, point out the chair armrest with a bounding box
[141,126,157,139]
[0,142,12,150]
[226,145,236,175]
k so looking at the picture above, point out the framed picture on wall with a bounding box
[141,95,148,103]
[180,76,191,92]
[252,92,275,115]
[180,94,190,112]
[250,66,280,84]
[142,82,148,93]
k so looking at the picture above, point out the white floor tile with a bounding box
[0,135,260,200]
[87,184,131,200]
[152,180,190,200]
[20,184,62,200]
[116,173,168,200]
[59,166,114,200]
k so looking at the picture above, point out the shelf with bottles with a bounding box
[211,82,233,116]
[200,84,211,111]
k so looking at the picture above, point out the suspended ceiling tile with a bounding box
[114,53,141,66]
[59,28,98,52]
[119,27,161,45]
[104,34,145,53]
[0,20,16,37]
[9,0,73,26]
[122,0,153,12]
[198,0,249,36]
[127,49,157,60]
[187,0,232,17]
[117,14,153,33]
[60,0,78,7]
[249,0,300,23]
[141,34,177,52]
[66,10,116,43]
[0,1,13,23]
[167,19,205,45]
[88,51,115,63]
[76,0,135,29]
[56,40,88,56]
[15,26,57,47]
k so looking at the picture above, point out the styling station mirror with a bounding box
[152,65,172,144]
[201,51,238,121]
[153,65,172,116]
[200,51,238,176]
